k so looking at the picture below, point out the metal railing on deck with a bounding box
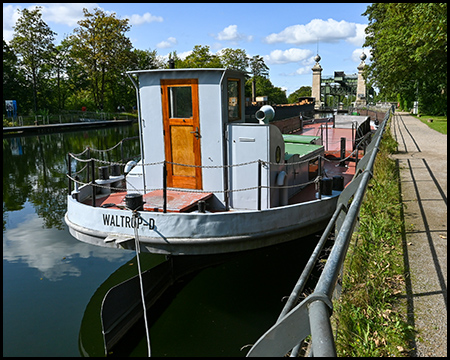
[246,108,392,357]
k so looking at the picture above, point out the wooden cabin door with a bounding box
[161,79,202,189]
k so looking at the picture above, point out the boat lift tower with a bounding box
[312,52,373,110]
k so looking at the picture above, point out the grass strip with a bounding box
[333,119,414,356]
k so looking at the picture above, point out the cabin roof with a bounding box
[127,68,246,76]
[284,143,323,158]
[282,134,320,144]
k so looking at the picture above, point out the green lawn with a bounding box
[414,115,447,135]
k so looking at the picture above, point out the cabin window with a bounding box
[168,86,193,118]
[227,79,240,121]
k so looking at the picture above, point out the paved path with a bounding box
[390,112,447,357]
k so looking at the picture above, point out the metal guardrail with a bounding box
[246,108,392,357]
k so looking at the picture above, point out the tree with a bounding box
[287,86,312,103]
[10,6,56,113]
[245,76,287,104]
[3,40,28,116]
[70,8,134,111]
[218,48,249,73]
[249,55,269,78]
[178,45,222,68]
[363,3,447,115]
[167,50,182,68]
[133,48,165,70]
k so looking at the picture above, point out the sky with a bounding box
[3,2,372,96]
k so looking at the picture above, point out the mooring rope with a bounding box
[132,211,151,357]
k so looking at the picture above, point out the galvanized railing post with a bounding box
[320,125,323,147]
[68,154,72,195]
[352,121,355,148]
[86,147,91,182]
[91,158,96,207]
[339,137,346,167]
[163,161,167,213]
[257,160,262,210]
[317,155,322,199]
[308,300,336,356]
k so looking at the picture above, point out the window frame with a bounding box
[227,78,241,122]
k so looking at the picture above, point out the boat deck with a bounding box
[79,121,363,214]
[323,153,358,186]
[294,123,356,153]
[85,189,213,213]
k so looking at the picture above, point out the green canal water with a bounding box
[3,124,323,356]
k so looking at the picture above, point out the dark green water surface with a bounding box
[3,125,321,356]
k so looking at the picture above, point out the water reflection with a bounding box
[3,206,133,281]
[3,125,141,356]
[3,126,139,227]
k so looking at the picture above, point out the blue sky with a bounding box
[3,3,372,96]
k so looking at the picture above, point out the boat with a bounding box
[65,68,373,256]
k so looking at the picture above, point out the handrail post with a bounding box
[352,122,355,149]
[355,147,359,166]
[163,161,167,213]
[68,154,72,195]
[318,156,322,199]
[339,137,346,167]
[320,125,323,147]
[86,147,91,182]
[257,160,262,211]
[308,299,337,356]
[91,158,96,207]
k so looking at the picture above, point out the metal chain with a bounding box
[67,173,320,194]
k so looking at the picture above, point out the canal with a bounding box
[3,124,324,356]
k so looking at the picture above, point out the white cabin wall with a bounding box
[197,82,225,201]
[139,74,165,191]
[126,69,247,208]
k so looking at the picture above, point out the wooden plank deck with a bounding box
[87,189,213,213]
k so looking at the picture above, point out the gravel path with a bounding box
[390,112,447,357]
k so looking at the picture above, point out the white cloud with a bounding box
[347,23,367,47]
[37,3,97,27]
[125,12,163,25]
[264,18,366,45]
[156,36,177,49]
[3,213,131,281]
[215,24,252,43]
[160,50,192,61]
[3,3,103,41]
[177,50,192,60]
[3,3,164,42]
[2,4,21,42]
[295,66,311,75]
[264,48,313,64]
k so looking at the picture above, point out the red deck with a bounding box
[294,122,361,185]
[87,189,213,213]
[295,123,357,153]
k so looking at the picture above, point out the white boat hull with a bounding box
[65,192,339,255]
